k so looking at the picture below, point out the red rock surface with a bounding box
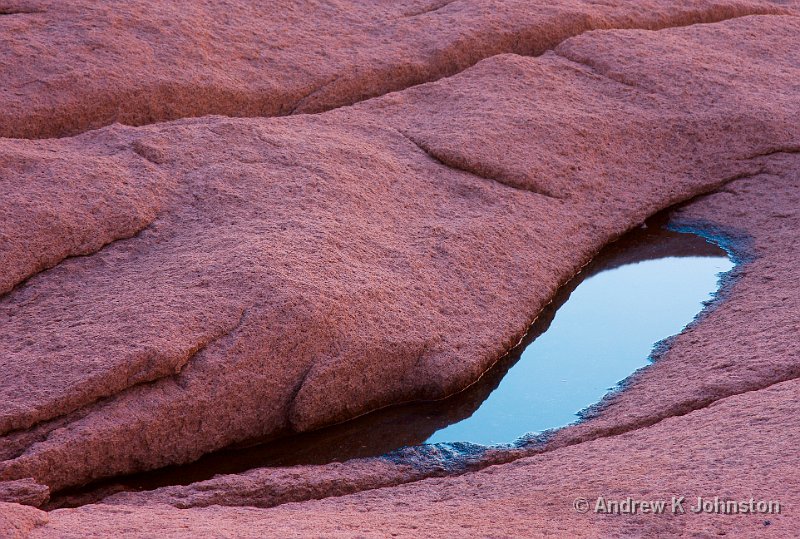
[0,137,171,297]
[2,15,798,498]
[20,135,800,539]
[0,0,790,138]
[0,479,48,508]
[90,143,800,514]
[0,503,47,539]
[1,1,799,537]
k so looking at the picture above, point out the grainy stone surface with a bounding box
[0,502,48,539]
[0,0,789,138]
[0,479,48,507]
[32,377,800,537]
[2,16,798,497]
[0,2,798,537]
[93,154,800,518]
[24,148,800,539]
[0,136,171,297]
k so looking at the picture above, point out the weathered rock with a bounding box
[0,478,48,507]
[0,137,170,297]
[90,152,800,514]
[104,458,444,510]
[278,13,800,431]
[0,0,790,138]
[0,502,48,539]
[1,15,799,498]
[42,226,718,508]
[25,151,800,538]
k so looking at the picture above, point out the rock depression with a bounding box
[19,89,800,539]
[0,2,799,537]
[1,14,798,499]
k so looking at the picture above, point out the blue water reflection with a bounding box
[426,254,733,446]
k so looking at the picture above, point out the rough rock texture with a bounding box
[0,503,48,539]
[22,136,800,539]
[0,0,790,138]
[0,137,171,296]
[0,479,48,507]
[66,379,800,538]
[543,154,800,450]
[2,14,800,502]
[107,458,450,511]
[88,153,800,514]
[2,1,800,537]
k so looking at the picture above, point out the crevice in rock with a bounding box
[282,9,786,122]
[0,217,160,304]
[399,0,459,19]
[1,305,250,458]
[551,49,661,95]
[653,168,767,218]
[5,7,788,140]
[173,308,249,392]
[91,343,800,512]
[0,406,96,463]
[286,362,316,413]
[396,129,563,200]
[0,7,44,15]
[288,75,341,115]
[742,146,800,160]
[527,367,800,473]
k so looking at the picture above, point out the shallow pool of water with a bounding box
[51,221,735,503]
[427,246,733,445]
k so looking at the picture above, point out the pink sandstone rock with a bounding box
[0,479,48,507]
[0,135,172,291]
[1,15,799,500]
[21,147,800,538]
[0,0,790,138]
[1,1,799,536]
[0,502,48,539]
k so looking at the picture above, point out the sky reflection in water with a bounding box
[426,253,734,446]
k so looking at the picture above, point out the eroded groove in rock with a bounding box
[397,129,564,199]
[288,76,342,116]
[0,135,175,297]
[1,408,91,464]
[399,0,460,18]
[6,304,249,446]
[98,368,800,511]
[0,1,790,139]
[0,295,246,437]
[0,8,42,14]
[742,146,800,159]
[551,49,659,93]
[72,375,800,536]
[0,217,157,303]
[0,479,48,507]
[1,15,798,499]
